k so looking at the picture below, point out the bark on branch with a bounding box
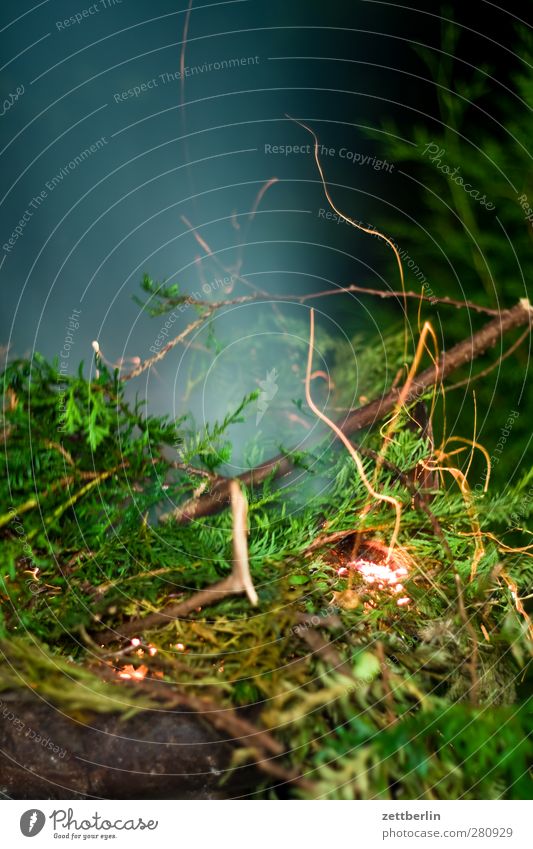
[162,300,533,526]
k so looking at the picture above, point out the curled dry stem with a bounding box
[305,308,403,560]
[163,300,533,527]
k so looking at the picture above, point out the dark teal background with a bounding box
[0,1,527,465]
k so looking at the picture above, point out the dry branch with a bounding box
[162,299,533,525]
[97,480,257,644]
[152,283,499,317]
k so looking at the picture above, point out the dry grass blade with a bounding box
[229,479,258,605]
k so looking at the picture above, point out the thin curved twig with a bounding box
[122,309,216,381]
[122,281,501,385]
[305,308,403,560]
[154,280,499,316]
[160,300,533,525]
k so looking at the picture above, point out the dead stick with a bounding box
[162,300,533,525]
[93,663,283,755]
[92,662,316,791]
[96,480,257,644]
[293,620,351,675]
[156,283,499,317]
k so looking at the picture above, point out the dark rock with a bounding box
[0,691,254,799]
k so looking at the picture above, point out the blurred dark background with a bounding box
[1,0,530,485]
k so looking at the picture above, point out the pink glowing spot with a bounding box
[131,638,141,647]
[339,555,411,605]
[337,566,349,578]
[118,664,148,681]
[349,558,405,587]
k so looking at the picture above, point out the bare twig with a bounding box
[121,309,216,381]
[121,276,501,386]
[293,622,351,675]
[44,440,75,466]
[161,300,533,525]
[96,480,257,644]
[229,479,258,605]
[93,661,282,755]
[91,649,316,791]
[306,308,403,559]
[180,212,279,302]
[155,282,499,316]
[169,461,221,481]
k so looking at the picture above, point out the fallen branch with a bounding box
[98,662,283,754]
[97,480,257,644]
[162,300,533,525]
[89,652,317,794]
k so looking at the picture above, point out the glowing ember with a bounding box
[118,664,148,681]
[130,638,141,647]
[349,558,407,587]
[148,645,157,656]
[175,643,185,652]
[342,555,411,606]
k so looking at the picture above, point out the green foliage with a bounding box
[308,701,533,800]
[178,390,259,471]
[364,21,533,485]
[1,332,531,799]
[0,354,182,550]
[0,179,533,799]
[133,273,186,316]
